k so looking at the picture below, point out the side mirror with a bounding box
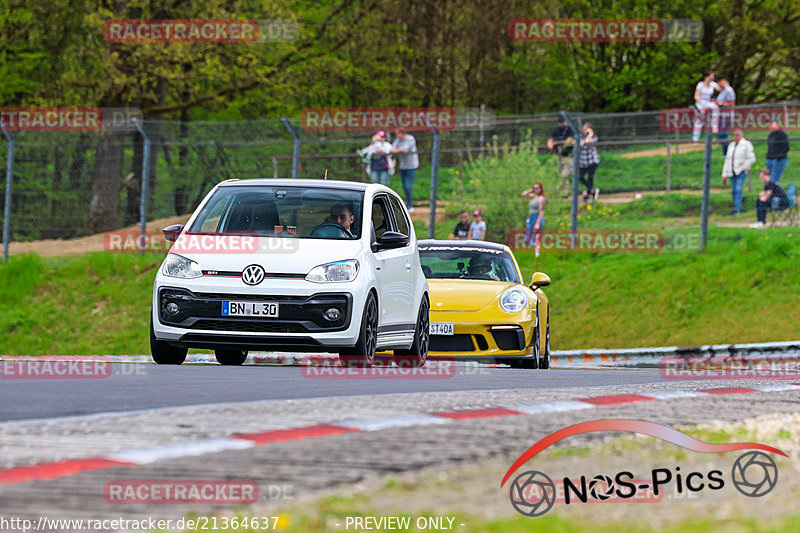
[373,231,409,251]
[163,224,184,242]
[530,272,551,289]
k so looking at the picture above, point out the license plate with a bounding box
[222,301,279,317]
[429,322,454,335]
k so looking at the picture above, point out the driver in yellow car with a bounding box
[466,256,501,281]
[329,203,354,232]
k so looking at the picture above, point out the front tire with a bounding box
[394,298,430,368]
[539,307,551,369]
[518,323,540,370]
[340,292,378,368]
[150,317,187,365]
[215,350,248,366]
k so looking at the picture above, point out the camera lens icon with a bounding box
[509,471,556,517]
[731,451,778,497]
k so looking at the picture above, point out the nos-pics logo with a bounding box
[501,420,783,517]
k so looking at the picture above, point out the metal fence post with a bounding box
[428,129,441,239]
[281,118,300,178]
[665,141,671,192]
[699,121,712,252]
[133,119,151,255]
[2,126,14,262]
[559,111,581,247]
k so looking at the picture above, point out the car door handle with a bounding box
[405,263,411,270]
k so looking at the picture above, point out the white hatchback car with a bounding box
[151,179,429,367]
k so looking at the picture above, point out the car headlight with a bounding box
[162,254,203,279]
[306,260,359,283]
[499,288,528,313]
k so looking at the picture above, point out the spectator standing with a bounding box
[766,122,790,184]
[546,118,575,197]
[578,122,600,202]
[449,210,471,240]
[714,76,736,155]
[721,128,756,215]
[468,210,486,240]
[750,168,791,228]
[692,70,720,143]
[521,181,546,257]
[359,131,392,186]
[391,128,419,211]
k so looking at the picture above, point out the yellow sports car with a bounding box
[418,240,551,369]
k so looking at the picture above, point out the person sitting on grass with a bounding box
[750,168,790,228]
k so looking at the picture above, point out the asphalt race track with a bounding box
[1,358,799,529]
[0,364,665,423]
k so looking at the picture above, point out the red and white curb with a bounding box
[1,383,798,487]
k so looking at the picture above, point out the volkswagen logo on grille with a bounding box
[242,265,266,286]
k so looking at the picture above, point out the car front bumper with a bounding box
[427,310,537,359]
[152,276,368,350]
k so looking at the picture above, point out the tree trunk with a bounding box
[88,131,124,233]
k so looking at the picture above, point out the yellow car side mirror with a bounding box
[530,272,551,289]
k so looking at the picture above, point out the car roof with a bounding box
[217,178,373,192]
[418,239,510,253]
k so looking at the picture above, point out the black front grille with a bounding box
[159,287,351,332]
[430,334,475,352]
[491,327,525,351]
[190,320,308,333]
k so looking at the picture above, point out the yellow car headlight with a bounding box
[499,288,528,313]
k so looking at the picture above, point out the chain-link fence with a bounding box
[3,102,799,260]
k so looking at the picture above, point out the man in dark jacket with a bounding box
[766,121,790,184]
[546,118,575,197]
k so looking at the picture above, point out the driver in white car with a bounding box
[329,203,355,233]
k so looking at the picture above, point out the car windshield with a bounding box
[188,186,364,239]
[419,245,520,283]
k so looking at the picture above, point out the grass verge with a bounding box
[1,227,798,355]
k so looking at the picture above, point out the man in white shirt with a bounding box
[391,128,419,211]
[721,128,756,215]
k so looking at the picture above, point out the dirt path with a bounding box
[8,215,191,257]
[594,187,728,204]
[620,142,710,159]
